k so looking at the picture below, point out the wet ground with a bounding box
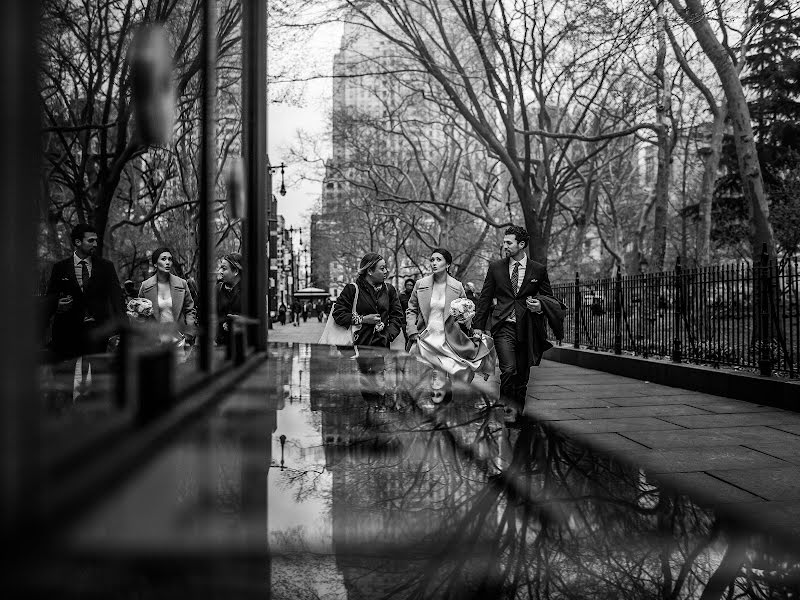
[15,341,800,598]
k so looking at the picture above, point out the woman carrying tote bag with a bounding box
[320,253,404,351]
[318,284,360,346]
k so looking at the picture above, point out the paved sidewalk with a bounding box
[267,319,406,350]
[527,361,800,535]
[271,322,800,536]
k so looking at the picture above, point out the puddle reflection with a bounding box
[14,343,800,598]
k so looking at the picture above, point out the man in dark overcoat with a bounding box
[46,224,126,359]
[473,226,557,411]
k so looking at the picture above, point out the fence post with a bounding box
[614,268,622,355]
[574,272,580,349]
[672,256,682,363]
[758,243,773,376]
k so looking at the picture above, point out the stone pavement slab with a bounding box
[621,426,800,449]
[555,417,684,434]
[741,441,800,465]
[654,472,763,503]
[709,466,800,501]
[659,412,800,429]
[565,405,712,419]
[772,423,800,435]
[637,445,790,473]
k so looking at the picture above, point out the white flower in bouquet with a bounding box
[126,297,153,319]
[449,297,476,326]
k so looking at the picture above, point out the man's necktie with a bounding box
[510,261,519,320]
[80,260,90,291]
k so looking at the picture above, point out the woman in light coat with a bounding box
[406,248,494,382]
[138,247,197,346]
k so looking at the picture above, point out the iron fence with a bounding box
[551,247,800,379]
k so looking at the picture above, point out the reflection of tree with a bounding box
[293,352,800,598]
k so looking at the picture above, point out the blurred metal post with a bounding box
[758,243,773,376]
[573,272,580,349]
[0,0,41,538]
[198,0,217,371]
[672,256,683,363]
[613,269,622,355]
[242,0,268,351]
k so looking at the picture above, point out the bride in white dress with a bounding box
[406,249,495,382]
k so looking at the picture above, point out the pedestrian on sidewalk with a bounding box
[473,226,563,419]
[278,303,287,325]
[291,299,301,326]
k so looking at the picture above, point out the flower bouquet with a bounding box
[449,297,476,334]
[126,297,153,320]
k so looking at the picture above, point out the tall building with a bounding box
[312,13,453,295]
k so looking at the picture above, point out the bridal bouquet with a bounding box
[449,297,476,328]
[127,297,153,319]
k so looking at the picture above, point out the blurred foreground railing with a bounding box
[552,247,800,379]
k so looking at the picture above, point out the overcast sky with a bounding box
[268,20,343,236]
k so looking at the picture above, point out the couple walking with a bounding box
[409,225,562,409]
[329,225,563,410]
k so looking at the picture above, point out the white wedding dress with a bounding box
[416,281,484,378]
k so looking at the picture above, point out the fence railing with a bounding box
[551,247,800,379]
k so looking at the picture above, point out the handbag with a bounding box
[318,282,360,346]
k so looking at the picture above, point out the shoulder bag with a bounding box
[318,282,360,346]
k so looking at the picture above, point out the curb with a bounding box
[542,345,799,410]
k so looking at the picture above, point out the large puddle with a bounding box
[16,343,800,598]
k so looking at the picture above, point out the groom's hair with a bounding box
[505,226,529,249]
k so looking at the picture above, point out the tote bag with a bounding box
[318,283,360,346]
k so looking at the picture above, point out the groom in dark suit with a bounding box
[473,226,554,410]
[46,224,125,359]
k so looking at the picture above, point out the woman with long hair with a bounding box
[406,248,495,383]
[138,247,197,346]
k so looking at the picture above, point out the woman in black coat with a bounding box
[332,252,404,349]
[216,252,242,345]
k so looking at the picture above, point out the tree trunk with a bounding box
[670,0,776,259]
[651,0,671,272]
[697,104,727,266]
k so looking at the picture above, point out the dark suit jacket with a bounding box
[474,256,555,366]
[46,255,125,357]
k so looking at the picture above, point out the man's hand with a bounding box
[526,297,543,314]
[56,295,73,313]
[472,328,483,339]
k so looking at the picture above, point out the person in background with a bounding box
[123,279,138,304]
[315,300,324,322]
[291,299,301,326]
[215,252,242,345]
[398,278,415,346]
[465,282,477,302]
[278,302,287,326]
[302,301,310,323]
[46,223,126,359]
[138,247,197,347]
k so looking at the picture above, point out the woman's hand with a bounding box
[361,313,382,325]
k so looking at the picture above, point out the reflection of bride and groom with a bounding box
[406,226,564,414]
[327,224,564,415]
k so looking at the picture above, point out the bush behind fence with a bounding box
[551,249,800,379]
